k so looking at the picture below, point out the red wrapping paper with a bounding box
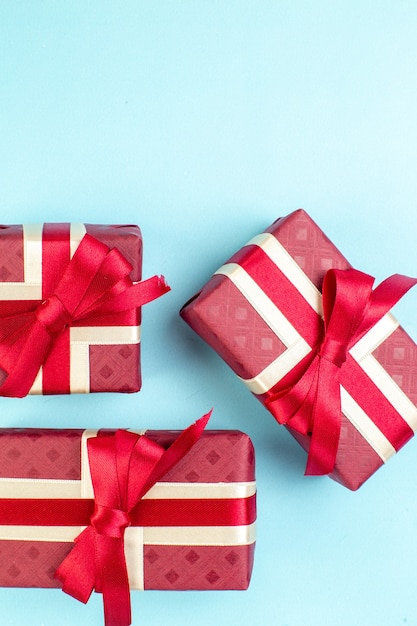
[180,209,417,490]
[0,223,146,394]
[0,427,256,591]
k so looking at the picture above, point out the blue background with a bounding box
[1,2,417,625]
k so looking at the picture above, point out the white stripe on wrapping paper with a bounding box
[126,527,145,590]
[0,478,257,501]
[349,351,417,433]
[0,478,82,499]
[81,429,97,499]
[213,230,417,462]
[347,312,417,436]
[31,368,43,394]
[239,343,313,395]
[143,523,256,545]
[0,523,257,590]
[214,263,308,348]
[23,224,43,286]
[0,524,257,547]
[247,233,323,315]
[340,387,396,462]
[0,523,257,547]
[142,481,257,500]
[69,223,86,258]
[69,342,90,394]
[70,325,141,345]
[214,263,311,391]
[0,283,42,300]
[351,312,400,358]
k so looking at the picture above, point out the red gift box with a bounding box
[180,209,417,490]
[0,222,169,396]
[0,419,256,624]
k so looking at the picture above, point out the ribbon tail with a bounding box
[305,361,341,475]
[55,528,97,604]
[83,275,171,318]
[132,275,171,306]
[266,358,319,433]
[140,410,212,494]
[98,536,131,626]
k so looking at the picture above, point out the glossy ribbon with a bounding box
[55,413,211,626]
[0,493,256,528]
[266,268,417,475]
[0,233,169,397]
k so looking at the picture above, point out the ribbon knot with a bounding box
[55,412,211,626]
[0,232,170,397]
[35,295,73,336]
[266,267,417,476]
[91,505,131,539]
[318,336,347,368]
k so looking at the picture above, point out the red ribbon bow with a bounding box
[55,412,211,626]
[0,233,170,397]
[266,268,417,475]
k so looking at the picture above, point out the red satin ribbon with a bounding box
[55,412,212,626]
[266,268,417,475]
[0,233,170,397]
[0,496,256,528]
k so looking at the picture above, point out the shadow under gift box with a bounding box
[0,223,148,394]
[0,428,256,590]
[180,209,417,490]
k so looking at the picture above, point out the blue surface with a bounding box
[1,2,417,625]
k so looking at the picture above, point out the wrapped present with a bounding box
[0,415,256,626]
[0,223,169,396]
[180,209,417,490]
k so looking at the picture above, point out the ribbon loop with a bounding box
[266,267,417,476]
[91,505,131,539]
[35,295,73,336]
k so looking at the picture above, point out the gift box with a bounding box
[0,222,169,396]
[180,209,417,490]
[0,417,256,625]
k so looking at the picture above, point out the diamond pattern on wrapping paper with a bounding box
[195,274,287,379]
[0,226,24,282]
[158,431,255,483]
[85,225,142,282]
[143,545,252,590]
[268,211,350,289]
[372,325,417,406]
[331,414,384,488]
[0,541,73,588]
[0,429,83,479]
[89,344,140,393]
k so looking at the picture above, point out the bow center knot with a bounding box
[318,336,347,368]
[91,504,130,539]
[35,295,73,336]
